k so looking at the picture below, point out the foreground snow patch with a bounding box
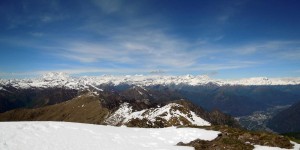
[0,121,220,150]
[254,141,300,150]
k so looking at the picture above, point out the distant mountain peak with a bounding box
[1,73,300,90]
[41,72,70,81]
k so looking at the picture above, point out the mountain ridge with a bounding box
[1,72,300,91]
[0,92,240,128]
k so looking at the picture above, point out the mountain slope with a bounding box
[172,100,240,128]
[0,91,239,128]
[0,93,109,124]
[267,101,300,133]
[0,87,78,113]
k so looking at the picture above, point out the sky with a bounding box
[0,0,300,79]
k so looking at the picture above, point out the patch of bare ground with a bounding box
[177,125,294,150]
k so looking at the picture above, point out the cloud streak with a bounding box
[54,29,213,69]
[233,40,300,59]
[0,61,257,79]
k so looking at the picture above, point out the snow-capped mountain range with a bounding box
[1,72,300,90]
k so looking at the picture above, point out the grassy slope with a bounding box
[0,93,109,124]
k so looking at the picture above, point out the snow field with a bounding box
[0,121,220,150]
[254,141,300,150]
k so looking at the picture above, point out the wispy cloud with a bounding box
[279,49,300,60]
[233,40,300,57]
[5,0,299,77]
[29,32,44,37]
[0,60,257,79]
[149,70,166,75]
[215,0,249,24]
[91,0,124,14]
[53,29,213,68]
[0,68,147,79]
[185,61,258,71]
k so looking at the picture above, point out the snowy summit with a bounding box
[1,73,300,91]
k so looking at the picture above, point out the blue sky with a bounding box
[1,0,300,79]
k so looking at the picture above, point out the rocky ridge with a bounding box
[105,102,211,127]
[0,91,239,128]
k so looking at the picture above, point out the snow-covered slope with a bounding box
[105,103,211,127]
[0,121,219,150]
[1,72,300,90]
[1,122,299,150]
